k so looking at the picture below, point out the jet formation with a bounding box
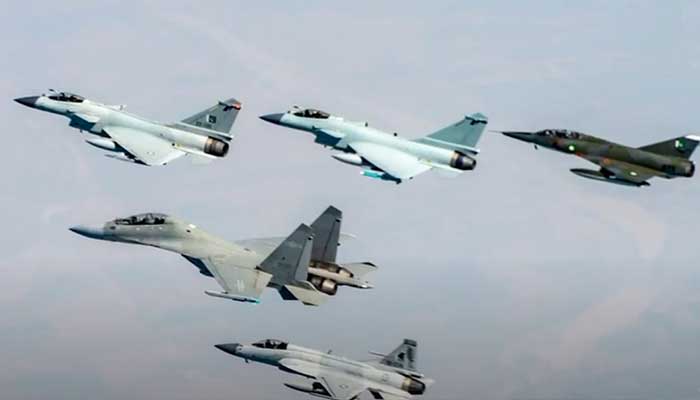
[69,206,376,306]
[500,129,699,186]
[260,106,488,183]
[14,88,700,400]
[215,338,433,400]
[15,89,241,166]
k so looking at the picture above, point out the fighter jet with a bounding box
[260,106,488,183]
[215,338,433,400]
[69,206,375,306]
[14,89,241,166]
[500,129,699,186]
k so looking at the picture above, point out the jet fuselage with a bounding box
[70,215,261,278]
[15,92,235,165]
[268,112,467,165]
[69,210,374,305]
[260,108,483,182]
[218,341,428,397]
[503,130,695,179]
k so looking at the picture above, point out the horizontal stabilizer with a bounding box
[638,135,700,159]
[341,262,377,278]
[279,283,328,306]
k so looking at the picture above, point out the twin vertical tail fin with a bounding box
[179,97,242,139]
[638,135,700,159]
[259,223,329,307]
[259,224,313,284]
[310,206,342,263]
[259,206,349,307]
[414,113,488,154]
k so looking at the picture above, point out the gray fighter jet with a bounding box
[69,206,375,306]
[260,106,487,183]
[14,89,241,166]
[215,338,433,400]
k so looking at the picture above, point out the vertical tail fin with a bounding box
[380,339,418,371]
[180,97,242,137]
[638,135,700,159]
[310,206,342,263]
[259,224,313,284]
[414,113,488,153]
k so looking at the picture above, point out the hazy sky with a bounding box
[2,1,700,399]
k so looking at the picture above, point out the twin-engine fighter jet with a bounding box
[14,90,241,166]
[69,206,375,306]
[215,338,433,400]
[260,106,488,183]
[500,129,699,186]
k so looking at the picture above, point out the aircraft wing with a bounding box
[70,113,100,125]
[349,142,432,180]
[103,126,185,166]
[200,254,273,303]
[370,392,411,400]
[317,373,368,400]
[279,359,368,400]
[581,155,659,184]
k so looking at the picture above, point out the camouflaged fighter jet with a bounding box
[14,89,241,166]
[260,106,488,183]
[69,206,375,306]
[500,129,699,186]
[215,338,433,400]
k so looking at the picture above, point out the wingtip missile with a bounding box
[204,290,261,304]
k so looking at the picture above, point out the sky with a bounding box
[2,1,700,399]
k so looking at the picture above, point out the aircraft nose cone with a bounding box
[215,343,241,356]
[259,113,284,124]
[69,225,105,240]
[501,131,535,142]
[14,96,39,108]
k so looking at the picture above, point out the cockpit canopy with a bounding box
[252,339,288,350]
[535,129,582,139]
[290,107,330,119]
[47,91,85,103]
[114,213,168,226]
